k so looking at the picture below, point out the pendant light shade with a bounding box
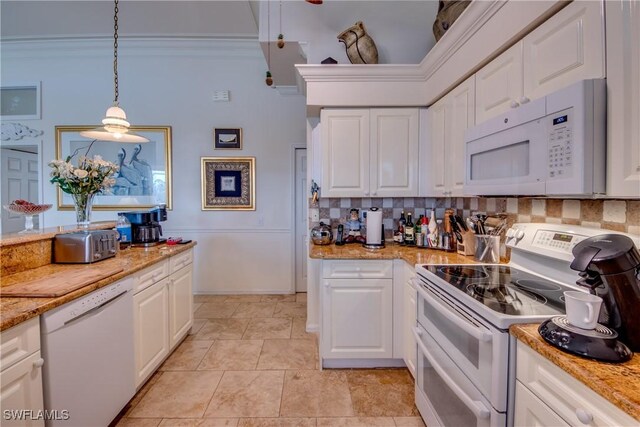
[80,0,148,143]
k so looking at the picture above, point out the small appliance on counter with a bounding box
[121,205,167,247]
[363,207,384,249]
[311,222,333,245]
[53,230,119,263]
[538,233,639,362]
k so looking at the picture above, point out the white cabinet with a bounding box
[133,277,170,388]
[403,265,417,379]
[133,249,194,388]
[515,342,638,427]
[475,1,605,124]
[0,317,44,427]
[321,108,420,197]
[605,0,640,197]
[426,75,475,197]
[321,260,393,361]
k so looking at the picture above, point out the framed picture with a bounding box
[55,125,173,210]
[214,128,242,150]
[1,82,41,120]
[201,157,255,210]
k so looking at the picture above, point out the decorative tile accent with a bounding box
[546,199,563,218]
[628,201,640,225]
[581,200,604,223]
[518,198,532,215]
[340,198,351,208]
[506,198,518,213]
[382,198,393,208]
[603,200,626,223]
[562,200,581,219]
[532,199,546,216]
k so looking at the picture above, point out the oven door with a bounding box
[415,277,510,412]
[413,323,506,427]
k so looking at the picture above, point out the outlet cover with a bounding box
[213,90,230,102]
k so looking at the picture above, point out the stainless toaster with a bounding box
[53,230,119,263]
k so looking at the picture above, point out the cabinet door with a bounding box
[523,0,605,101]
[168,264,194,349]
[320,109,370,197]
[322,278,393,359]
[0,351,44,427]
[133,279,169,388]
[514,381,569,427]
[605,0,640,197]
[403,280,417,378]
[369,109,419,197]
[475,42,524,124]
[427,98,447,196]
[446,75,476,197]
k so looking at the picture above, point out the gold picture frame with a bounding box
[201,157,255,210]
[55,125,173,210]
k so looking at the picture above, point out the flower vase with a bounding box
[72,193,96,228]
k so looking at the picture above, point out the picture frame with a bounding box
[1,82,41,120]
[55,125,173,210]
[201,157,255,210]
[214,128,242,150]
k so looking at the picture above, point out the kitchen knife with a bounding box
[455,215,468,232]
[449,215,463,243]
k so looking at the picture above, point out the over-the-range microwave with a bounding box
[464,79,606,196]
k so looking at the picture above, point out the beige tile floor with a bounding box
[116,293,425,427]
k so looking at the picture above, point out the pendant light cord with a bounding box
[113,0,120,104]
[267,0,271,70]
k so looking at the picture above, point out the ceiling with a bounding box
[1,1,439,88]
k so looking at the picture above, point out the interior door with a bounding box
[295,148,308,292]
[1,147,39,233]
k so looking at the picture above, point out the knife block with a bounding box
[457,230,476,256]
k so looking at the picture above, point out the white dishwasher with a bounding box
[41,278,135,427]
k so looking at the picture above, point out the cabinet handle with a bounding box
[575,408,593,425]
[510,100,520,108]
[364,192,370,196]
[33,358,44,369]
[324,281,330,289]
[371,191,377,196]
[519,96,530,104]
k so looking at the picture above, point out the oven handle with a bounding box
[415,281,492,342]
[413,327,491,420]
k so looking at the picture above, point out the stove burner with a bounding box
[466,284,547,306]
[514,279,562,292]
[437,266,489,279]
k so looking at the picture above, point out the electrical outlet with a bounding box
[311,210,320,222]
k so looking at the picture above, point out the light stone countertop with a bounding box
[309,241,480,266]
[510,324,640,422]
[0,242,196,332]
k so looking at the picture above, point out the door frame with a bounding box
[291,144,307,294]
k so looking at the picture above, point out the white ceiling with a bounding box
[1,1,439,87]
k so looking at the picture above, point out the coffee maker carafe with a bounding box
[570,234,640,351]
[121,205,167,246]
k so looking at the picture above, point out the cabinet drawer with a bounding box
[133,260,169,294]
[169,249,193,274]
[322,260,392,279]
[516,343,637,427]
[1,317,40,372]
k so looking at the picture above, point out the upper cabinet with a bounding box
[605,0,640,198]
[475,1,605,124]
[426,75,475,197]
[321,108,420,198]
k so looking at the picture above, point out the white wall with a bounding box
[1,38,307,294]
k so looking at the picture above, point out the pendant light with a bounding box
[80,0,148,143]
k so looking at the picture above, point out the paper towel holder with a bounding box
[363,207,386,250]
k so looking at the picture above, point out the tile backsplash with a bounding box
[310,197,640,239]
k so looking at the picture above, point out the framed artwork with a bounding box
[201,157,255,210]
[55,125,173,210]
[1,82,41,120]
[214,128,242,150]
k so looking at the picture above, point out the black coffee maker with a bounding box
[121,205,167,246]
[570,234,640,351]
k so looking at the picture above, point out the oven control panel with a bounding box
[531,230,586,253]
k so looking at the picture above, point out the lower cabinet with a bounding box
[321,260,393,361]
[133,249,194,388]
[133,277,170,388]
[403,275,417,378]
[515,342,637,427]
[0,318,44,427]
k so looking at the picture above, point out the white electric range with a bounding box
[412,223,638,427]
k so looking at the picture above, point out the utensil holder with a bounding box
[475,235,500,263]
[457,230,476,256]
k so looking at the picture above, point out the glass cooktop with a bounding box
[423,264,566,317]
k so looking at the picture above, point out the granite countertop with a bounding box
[0,221,117,247]
[510,324,640,422]
[310,241,480,265]
[0,242,196,332]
